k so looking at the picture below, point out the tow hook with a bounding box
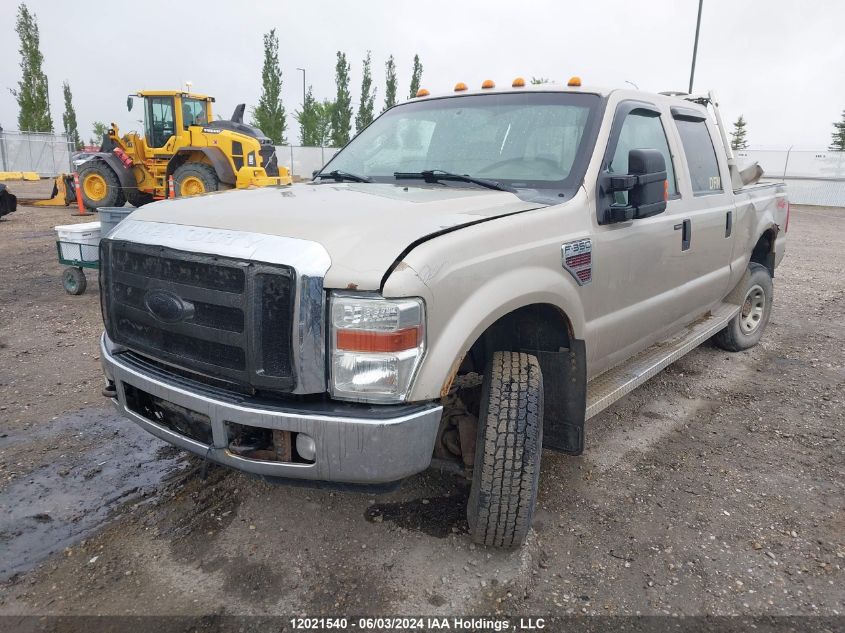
[102,380,117,398]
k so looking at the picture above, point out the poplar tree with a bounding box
[408,54,423,99]
[383,55,397,111]
[12,3,53,132]
[331,52,352,147]
[251,28,286,144]
[62,81,82,150]
[355,51,376,133]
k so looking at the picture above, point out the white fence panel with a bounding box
[0,130,73,177]
[276,145,339,180]
[735,149,845,207]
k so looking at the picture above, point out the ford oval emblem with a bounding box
[143,289,194,323]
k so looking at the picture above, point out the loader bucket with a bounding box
[33,174,76,207]
[0,184,17,219]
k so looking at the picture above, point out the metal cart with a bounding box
[56,241,99,295]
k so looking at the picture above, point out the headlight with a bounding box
[329,293,425,403]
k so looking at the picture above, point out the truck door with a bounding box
[668,107,736,311]
[585,99,689,377]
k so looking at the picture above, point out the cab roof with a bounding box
[135,90,214,101]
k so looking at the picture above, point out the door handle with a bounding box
[676,218,692,251]
[725,210,733,237]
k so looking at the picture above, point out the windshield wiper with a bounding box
[316,169,372,183]
[394,169,514,193]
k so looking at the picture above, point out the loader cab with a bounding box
[128,91,215,150]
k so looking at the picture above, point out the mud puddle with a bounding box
[0,407,187,581]
[365,493,468,538]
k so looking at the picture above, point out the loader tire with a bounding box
[173,163,219,197]
[125,189,155,208]
[467,351,543,549]
[713,262,773,352]
[78,161,123,210]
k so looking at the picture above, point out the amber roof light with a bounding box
[454,82,468,92]
[567,76,582,87]
[512,77,526,88]
[416,88,430,97]
[481,79,495,89]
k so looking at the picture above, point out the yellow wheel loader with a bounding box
[41,90,290,210]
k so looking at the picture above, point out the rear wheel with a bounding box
[467,351,543,549]
[173,163,219,198]
[713,262,773,351]
[78,161,123,210]
[62,267,87,295]
[125,189,155,208]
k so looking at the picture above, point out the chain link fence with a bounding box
[0,129,74,177]
[736,149,845,207]
[275,145,339,181]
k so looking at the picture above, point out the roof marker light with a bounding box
[416,88,430,97]
[454,82,468,92]
[481,79,495,89]
[567,76,582,87]
[512,77,526,88]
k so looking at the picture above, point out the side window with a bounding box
[182,98,208,129]
[674,118,722,195]
[145,97,175,148]
[609,110,678,204]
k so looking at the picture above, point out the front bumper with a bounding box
[101,335,441,484]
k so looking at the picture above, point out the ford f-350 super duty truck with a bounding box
[99,79,788,548]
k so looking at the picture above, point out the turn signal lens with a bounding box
[664,180,669,201]
[454,82,468,92]
[512,77,526,87]
[416,88,430,97]
[481,79,495,89]
[567,76,582,87]
[336,327,421,353]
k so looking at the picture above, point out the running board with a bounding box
[585,303,740,420]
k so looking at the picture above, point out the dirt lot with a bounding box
[0,182,842,620]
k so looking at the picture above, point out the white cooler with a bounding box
[55,221,101,262]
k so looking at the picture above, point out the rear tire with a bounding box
[78,160,122,210]
[173,163,219,197]
[467,351,543,549]
[62,267,86,295]
[713,262,773,352]
[125,189,155,208]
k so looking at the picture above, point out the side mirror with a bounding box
[126,96,133,112]
[603,148,668,223]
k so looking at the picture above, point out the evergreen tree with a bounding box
[315,100,334,146]
[12,3,52,132]
[383,55,397,111]
[408,54,423,99]
[830,110,845,151]
[330,51,352,147]
[62,81,82,150]
[730,115,749,150]
[250,28,286,144]
[296,86,319,146]
[355,51,376,133]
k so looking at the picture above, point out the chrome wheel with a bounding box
[740,284,766,334]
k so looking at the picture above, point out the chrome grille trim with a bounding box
[105,219,331,394]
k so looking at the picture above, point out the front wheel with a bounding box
[714,262,773,351]
[173,163,220,198]
[62,267,87,295]
[467,351,543,548]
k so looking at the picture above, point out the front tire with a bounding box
[714,262,773,351]
[467,351,543,549]
[173,163,219,198]
[62,267,86,295]
[78,161,123,210]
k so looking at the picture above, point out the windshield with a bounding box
[322,92,600,189]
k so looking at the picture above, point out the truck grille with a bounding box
[100,240,296,392]
[259,143,280,177]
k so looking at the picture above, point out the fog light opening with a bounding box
[295,433,316,462]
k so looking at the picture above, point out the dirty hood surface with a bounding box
[128,182,542,289]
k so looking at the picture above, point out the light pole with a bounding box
[624,80,639,90]
[688,0,704,94]
[296,68,306,109]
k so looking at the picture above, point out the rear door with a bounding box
[668,106,736,313]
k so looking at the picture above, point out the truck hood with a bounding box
[127,182,543,289]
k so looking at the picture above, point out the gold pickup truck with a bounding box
[98,80,788,549]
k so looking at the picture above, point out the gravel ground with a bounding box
[0,189,842,620]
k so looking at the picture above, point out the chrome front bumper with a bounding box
[101,335,441,484]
